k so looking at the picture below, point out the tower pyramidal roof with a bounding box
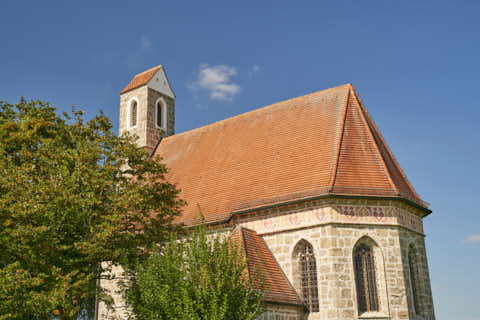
[120,65,175,97]
[154,84,428,225]
[120,65,163,94]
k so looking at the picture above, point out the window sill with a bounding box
[358,311,390,319]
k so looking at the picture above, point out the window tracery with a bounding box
[354,243,379,313]
[294,240,319,312]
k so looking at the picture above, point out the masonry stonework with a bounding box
[235,198,434,320]
[98,198,434,320]
[259,304,304,320]
[119,86,174,154]
[97,264,129,320]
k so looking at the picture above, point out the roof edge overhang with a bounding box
[186,193,431,227]
[262,298,305,308]
[160,65,176,98]
[230,193,431,217]
[120,83,148,95]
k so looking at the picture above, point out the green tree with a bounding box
[125,224,265,320]
[0,99,184,320]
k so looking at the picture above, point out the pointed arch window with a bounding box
[408,245,422,315]
[294,240,319,312]
[354,243,379,313]
[130,100,138,128]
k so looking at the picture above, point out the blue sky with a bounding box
[1,1,479,319]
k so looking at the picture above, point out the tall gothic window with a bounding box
[130,100,138,127]
[354,243,379,313]
[294,240,319,312]
[408,245,422,315]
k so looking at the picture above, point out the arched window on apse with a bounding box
[293,240,319,312]
[408,244,422,315]
[354,242,379,313]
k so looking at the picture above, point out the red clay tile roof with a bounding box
[120,65,162,94]
[231,227,303,306]
[154,84,427,225]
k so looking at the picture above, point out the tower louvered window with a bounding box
[298,242,319,312]
[130,101,137,127]
[408,246,422,315]
[156,101,163,128]
[354,244,379,313]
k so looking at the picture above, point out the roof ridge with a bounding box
[350,87,399,195]
[238,227,251,276]
[135,64,162,77]
[161,83,351,144]
[350,87,423,204]
[328,84,351,191]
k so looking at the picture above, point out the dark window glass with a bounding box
[409,247,422,315]
[299,242,319,312]
[156,102,162,128]
[354,244,379,313]
[130,101,137,127]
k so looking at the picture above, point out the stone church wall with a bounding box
[236,198,434,320]
[119,86,175,154]
[97,263,129,320]
[119,86,149,147]
[97,198,434,320]
[399,229,435,319]
[259,304,305,320]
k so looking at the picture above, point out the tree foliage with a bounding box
[126,224,265,320]
[0,99,184,320]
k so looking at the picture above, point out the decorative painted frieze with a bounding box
[238,204,424,235]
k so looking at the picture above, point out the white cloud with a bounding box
[191,64,241,101]
[140,35,152,50]
[252,65,260,73]
[463,235,480,244]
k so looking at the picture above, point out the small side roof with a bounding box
[231,227,303,306]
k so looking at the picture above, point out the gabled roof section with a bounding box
[231,227,303,306]
[120,65,163,94]
[154,84,427,225]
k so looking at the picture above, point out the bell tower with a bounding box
[119,65,175,154]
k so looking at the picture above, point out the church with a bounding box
[99,65,435,320]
